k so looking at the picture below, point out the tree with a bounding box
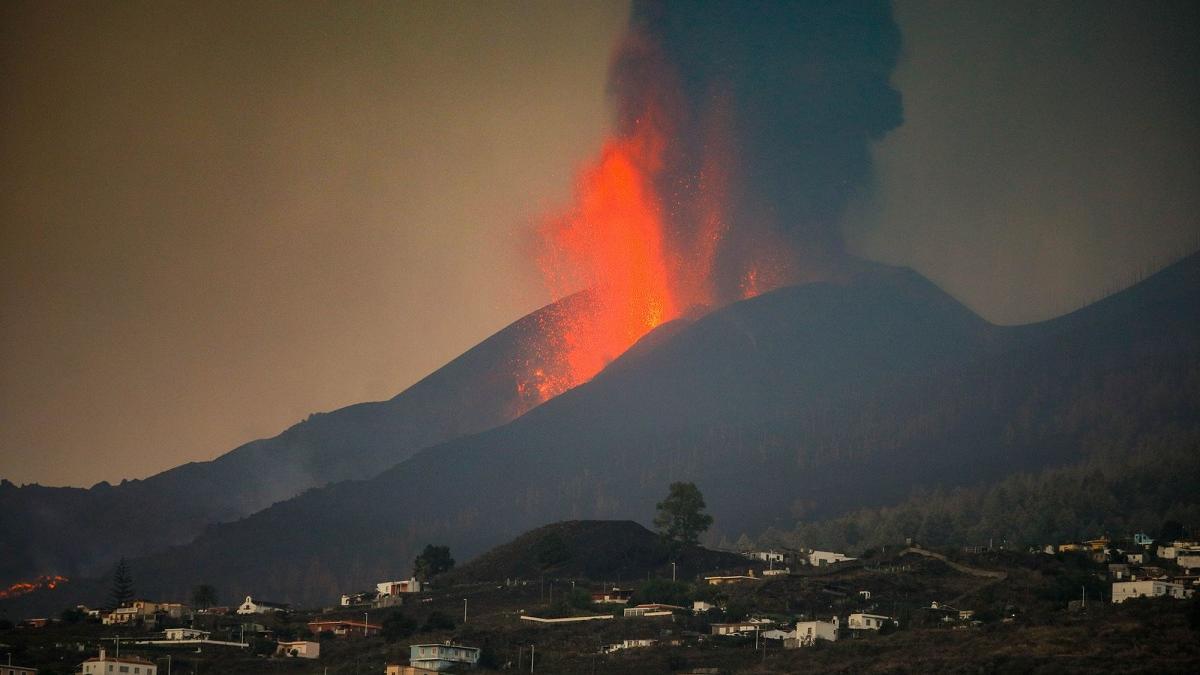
[109,557,135,610]
[381,611,417,641]
[413,545,455,581]
[191,584,218,609]
[654,482,713,548]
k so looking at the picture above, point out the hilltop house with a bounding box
[0,665,36,675]
[378,578,424,596]
[408,642,481,671]
[236,596,289,615]
[786,617,839,647]
[1112,580,1193,603]
[808,551,855,566]
[624,603,686,617]
[847,613,895,630]
[80,649,156,675]
[276,640,321,659]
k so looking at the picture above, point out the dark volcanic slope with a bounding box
[0,294,591,585]
[442,520,751,584]
[13,253,1198,612]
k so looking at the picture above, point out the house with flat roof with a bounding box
[408,642,480,671]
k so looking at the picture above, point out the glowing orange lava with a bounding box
[0,574,68,600]
[530,114,684,399]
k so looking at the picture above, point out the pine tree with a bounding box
[109,557,135,610]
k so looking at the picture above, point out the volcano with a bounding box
[6,251,1193,616]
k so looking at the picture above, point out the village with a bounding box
[2,526,1199,674]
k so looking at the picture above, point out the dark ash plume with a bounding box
[611,0,904,300]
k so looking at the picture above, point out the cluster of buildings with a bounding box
[737,548,858,576]
[1040,534,1200,604]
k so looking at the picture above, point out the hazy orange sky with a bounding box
[2,0,1197,487]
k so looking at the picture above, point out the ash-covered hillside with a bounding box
[6,253,1198,614]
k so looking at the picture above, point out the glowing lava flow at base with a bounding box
[0,574,68,600]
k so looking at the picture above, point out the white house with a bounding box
[377,578,424,596]
[236,595,289,614]
[787,617,839,647]
[808,550,855,566]
[693,600,716,613]
[276,640,321,659]
[80,649,157,675]
[1111,580,1193,603]
[409,643,481,671]
[1126,553,1145,565]
[847,613,894,630]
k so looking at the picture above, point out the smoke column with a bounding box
[616,0,904,299]
[521,0,904,403]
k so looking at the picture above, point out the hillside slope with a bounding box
[8,253,1198,613]
[442,520,752,584]
[0,293,592,585]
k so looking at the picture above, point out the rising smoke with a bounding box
[612,0,904,301]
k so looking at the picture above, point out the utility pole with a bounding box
[463,598,468,624]
[364,611,369,637]
[671,562,676,582]
[530,644,535,673]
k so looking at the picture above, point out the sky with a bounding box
[2,0,1197,487]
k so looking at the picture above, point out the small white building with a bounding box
[787,617,839,647]
[80,649,157,675]
[692,600,716,613]
[276,640,321,659]
[409,643,480,671]
[744,550,786,563]
[1126,553,1144,565]
[0,665,37,675]
[710,622,760,636]
[808,550,856,566]
[847,613,894,630]
[164,627,210,640]
[236,595,289,614]
[1112,580,1193,603]
[602,638,656,653]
